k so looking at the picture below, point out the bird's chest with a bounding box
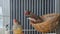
[13,25,21,30]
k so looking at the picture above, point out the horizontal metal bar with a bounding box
[22,29,36,31]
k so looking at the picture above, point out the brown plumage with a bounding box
[30,13,60,33]
[24,11,60,33]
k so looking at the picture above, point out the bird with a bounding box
[25,11,60,33]
[24,10,43,24]
[13,19,23,34]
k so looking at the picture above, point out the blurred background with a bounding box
[0,0,60,34]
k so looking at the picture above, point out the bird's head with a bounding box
[13,19,21,25]
[13,19,18,24]
[24,11,32,17]
[13,19,17,22]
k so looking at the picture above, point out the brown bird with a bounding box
[25,11,60,33]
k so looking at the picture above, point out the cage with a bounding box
[10,0,60,34]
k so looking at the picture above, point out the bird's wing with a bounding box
[30,13,60,25]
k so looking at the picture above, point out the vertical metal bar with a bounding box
[15,0,16,19]
[42,0,44,34]
[20,0,21,26]
[20,0,23,32]
[24,0,25,34]
[13,0,15,19]
[53,0,55,33]
[24,0,27,33]
[41,0,42,16]
[53,0,55,13]
[29,0,32,34]
[53,0,56,33]
[29,0,31,29]
[16,0,17,19]
[52,0,54,33]
[10,0,12,34]
[50,0,51,14]
[42,0,43,15]
[40,0,41,16]
[29,0,30,33]
[21,0,23,29]
[34,0,35,34]
[45,0,47,34]
[21,0,23,28]
[54,0,57,13]
[43,0,45,15]
[11,0,13,34]
[31,0,33,34]
[21,0,22,26]
[18,0,20,21]
[38,0,41,34]
[47,0,49,14]
[29,0,31,11]
[27,0,29,32]
[25,0,27,31]
[16,0,19,20]
[54,0,57,33]
[23,0,24,33]
[45,0,46,15]
[46,0,47,14]
[37,0,38,34]
[34,0,36,14]
[23,0,24,32]
[23,0,24,31]
[28,0,29,34]
[38,0,39,16]
[49,0,51,33]
[33,0,35,34]
[50,0,52,33]
[37,0,38,15]
[41,0,42,33]
[11,4,12,25]
[49,0,50,14]
[32,0,33,34]
[12,0,15,34]
[19,0,20,24]
[27,0,28,34]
